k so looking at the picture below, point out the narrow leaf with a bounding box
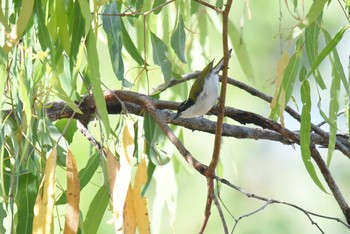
[304,0,327,26]
[151,31,173,81]
[55,0,71,55]
[16,173,38,234]
[152,0,166,14]
[300,81,326,192]
[132,159,150,233]
[121,21,145,66]
[102,2,125,82]
[86,32,110,136]
[64,150,80,234]
[83,185,109,234]
[171,15,187,63]
[228,19,254,80]
[304,20,326,89]
[33,148,57,234]
[124,186,136,233]
[56,152,100,205]
[306,26,349,78]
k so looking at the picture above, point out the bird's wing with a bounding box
[188,60,214,100]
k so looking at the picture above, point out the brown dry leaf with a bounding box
[133,159,150,234]
[123,185,136,234]
[33,148,57,234]
[64,150,80,234]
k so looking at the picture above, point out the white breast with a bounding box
[180,73,219,118]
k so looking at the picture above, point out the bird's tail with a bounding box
[211,49,232,74]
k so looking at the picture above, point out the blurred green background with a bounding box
[51,1,350,233]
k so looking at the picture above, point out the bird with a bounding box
[173,49,232,120]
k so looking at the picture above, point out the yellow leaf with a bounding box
[107,149,130,232]
[33,148,57,234]
[64,150,80,234]
[123,185,136,234]
[133,159,150,234]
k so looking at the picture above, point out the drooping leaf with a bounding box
[55,119,77,144]
[228,19,254,80]
[304,19,326,89]
[55,0,71,55]
[270,39,303,122]
[77,0,93,33]
[150,31,172,81]
[56,152,100,205]
[306,26,349,79]
[322,29,349,96]
[64,150,80,234]
[33,148,57,234]
[152,0,166,14]
[171,15,187,63]
[85,31,110,136]
[102,2,125,82]
[0,202,6,234]
[132,159,150,233]
[83,185,109,234]
[16,173,38,234]
[304,0,327,26]
[121,21,145,66]
[300,80,327,192]
[3,0,34,52]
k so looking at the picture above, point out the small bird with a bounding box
[173,50,232,120]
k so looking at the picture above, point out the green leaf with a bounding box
[304,0,327,26]
[228,19,254,80]
[327,68,340,166]
[85,32,110,136]
[304,20,326,89]
[55,119,77,144]
[152,0,166,14]
[151,32,172,81]
[56,152,100,205]
[171,15,187,63]
[68,1,85,71]
[102,2,125,83]
[306,26,349,79]
[300,81,326,192]
[0,202,6,234]
[83,185,109,234]
[216,0,223,9]
[51,72,83,114]
[120,21,145,66]
[55,0,71,55]
[18,68,32,126]
[33,0,54,64]
[322,29,349,97]
[270,38,303,120]
[16,173,38,233]
[77,0,93,33]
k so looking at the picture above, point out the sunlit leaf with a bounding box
[19,67,32,126]
[121,21,145,66]
[55,0,71,55]
[133,159,150,233]
[124,185,137,233]
[300,80,326,192]
[4,0,34,52]
[83,185,109,234]
[304,0,327,26]
[64,150,80,234]
[33,148,57,234]
[56,152,100,205]
[171,15,187,63]
[86,32,110,136]
[77,0,93,33]
[55,119,77,144]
